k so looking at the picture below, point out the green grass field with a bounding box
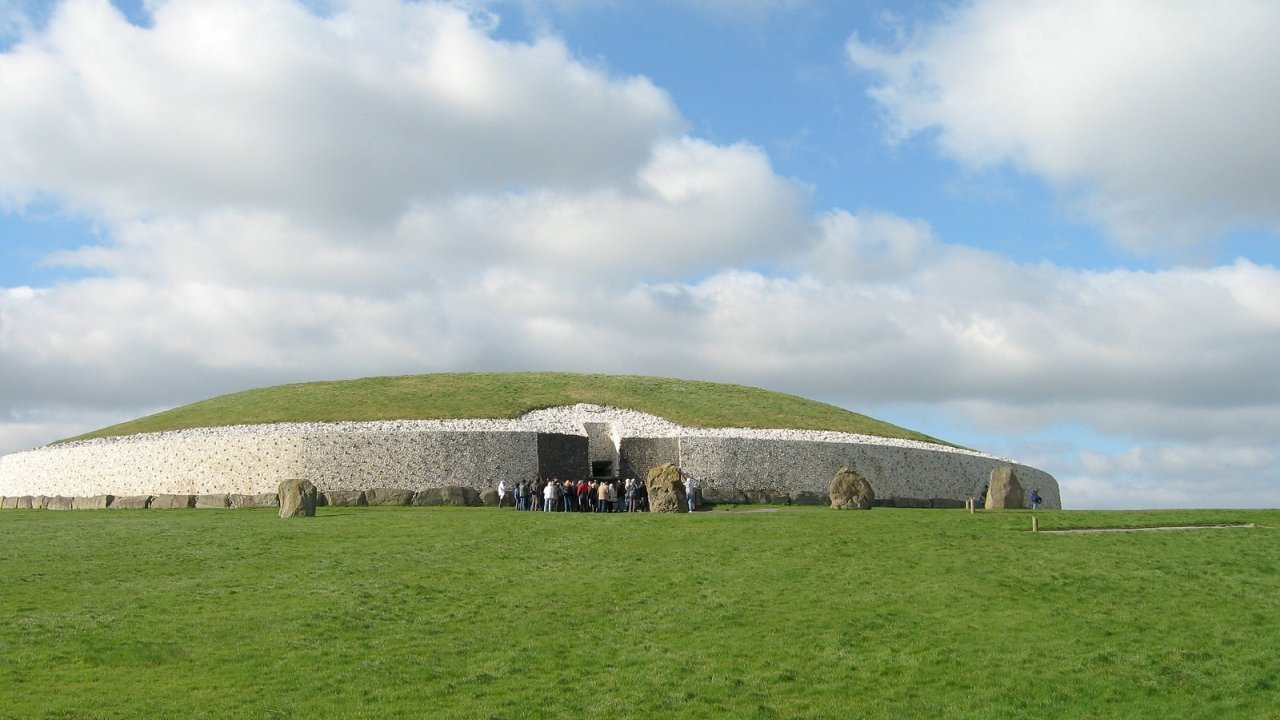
[61,372,948,446]
[3,507,1277,719]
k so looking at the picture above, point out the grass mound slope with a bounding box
[62,372,949,445]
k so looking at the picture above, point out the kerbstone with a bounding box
[151,494,195,509]
[195,494,230,509]
[110,495,151,509]
[72,495,113,510]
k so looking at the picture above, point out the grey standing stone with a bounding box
[985,466,1024,509]
[110,495,152,509]
[72,495,113,510]
[365,488,415,506]
[278,479,317,518]
[829,467,875,510]
[645,463,687,513]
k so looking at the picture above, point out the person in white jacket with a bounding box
[497,480,508,508]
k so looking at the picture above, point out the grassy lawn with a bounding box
[62,372,948,445]
[2,507,1277,719]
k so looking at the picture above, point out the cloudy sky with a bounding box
[2,0,1277,509]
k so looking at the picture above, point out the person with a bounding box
[544,477,558,512]
[684,475,696,512]
[497,479,508,509]
[1031,489,1042,510]
[563,478,575,512]
[577,479,590,512]
[596,479,609,513]
[625,478,638,512]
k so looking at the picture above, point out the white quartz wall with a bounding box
[0,405,1061,508]
[678,436,1061,508]
[0,428,539,497]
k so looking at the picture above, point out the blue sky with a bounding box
[1,0,1278,508]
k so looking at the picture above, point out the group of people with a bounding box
[496,477,654,513]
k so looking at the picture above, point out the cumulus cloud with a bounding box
[0,0,681,222]
[847,0,1280,252]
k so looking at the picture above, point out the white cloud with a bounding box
[0,0,681,222]
[848,0,1280,252]
[1,1,1278,511]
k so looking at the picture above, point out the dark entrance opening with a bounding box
[591,460,614,478]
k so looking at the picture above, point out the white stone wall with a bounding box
[678,436,1060,508]
[0,427,538,497]
[0,405,1061,507]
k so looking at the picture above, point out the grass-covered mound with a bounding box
[4,507,1277,719]
[62,372,948,444]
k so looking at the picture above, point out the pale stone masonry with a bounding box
[0,404,1061,508]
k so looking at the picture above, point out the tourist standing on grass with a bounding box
[684,476,696,512]
[563,479,575,512]
[576,479,590,511]
[596,480,609,513]
[498,480,508,508]
[543,478,557,512]
[1031,489,1041,510]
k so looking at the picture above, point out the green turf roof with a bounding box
[60,372,951,446]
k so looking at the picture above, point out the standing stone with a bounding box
[985,466,1025,509]
[645,463,687,513]
[829,467,875,510]
[278,479,318,518]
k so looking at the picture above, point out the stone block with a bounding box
[195,494,230,509]
[892,496,931,509]
[151,494,195,509]
[412,486,481,506]
[254,493,280,507]
[72,495,113,510]
[930,498,966,509]
[46,496,74,510]
[365,488,415,506]
[792,491,828,506]
[110,495,151,509]
[830,468,875,510]
[699,487,746,505]
[33,496,50,509]
[743,489,790,505]
[0,496,12,509]
[645,463,686,513]
[278,479,317,518]
[321,490,367,507]
[13,496,35,509]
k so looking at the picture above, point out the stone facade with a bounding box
[0,405,1062,508]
